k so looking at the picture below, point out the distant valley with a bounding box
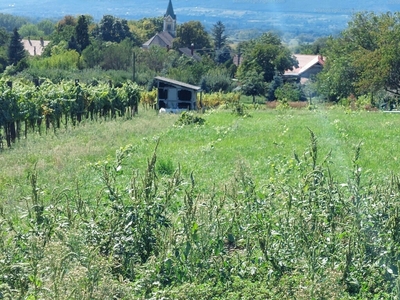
[2,0,400,38]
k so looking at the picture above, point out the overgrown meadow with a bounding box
[1,107,400,299]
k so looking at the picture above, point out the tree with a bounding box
[0,27,9,72]
[8,27,26,66]
[18,24,44,39]
[238,32,297,82]
[317,12,400,101]
[75,15,90,52]
[37,19,56,36]
[212,21,227,50]
[274,82,302,102]
[215,46,231,64]
[129,17,163,44]
[240,70,266,104]
[173,21,211,51]
[97,15,132,43]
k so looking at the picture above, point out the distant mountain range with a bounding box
[2,0,400,37]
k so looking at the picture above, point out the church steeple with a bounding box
[165,0,176,20]
[163,0,176,37]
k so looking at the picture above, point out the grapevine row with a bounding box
[0,78,141,148]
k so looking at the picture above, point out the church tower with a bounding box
[163,0,176,37]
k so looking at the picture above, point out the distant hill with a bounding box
[1,0,399,37]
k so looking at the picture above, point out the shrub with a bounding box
[175,111,205,126]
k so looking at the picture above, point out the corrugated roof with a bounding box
[155,76,201,91]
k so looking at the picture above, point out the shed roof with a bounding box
[155,76,201,91]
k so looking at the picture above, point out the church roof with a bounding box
[165,0,176,20]
[142,31,174,48]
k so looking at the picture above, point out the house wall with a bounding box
[301,65,323,79]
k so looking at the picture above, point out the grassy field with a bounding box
[1,106,400,299]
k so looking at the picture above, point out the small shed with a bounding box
[154,76,201,112]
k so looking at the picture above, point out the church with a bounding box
[142,0,201,60]
[142,0,176,49]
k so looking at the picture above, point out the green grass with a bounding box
[2,107,400,299]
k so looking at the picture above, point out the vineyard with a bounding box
[0,78,142,148]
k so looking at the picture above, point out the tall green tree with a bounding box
[173,21,211,50]
[75,15,90,53]
[97,15,132,43]
[8,27,26,66]
[238,32,297,82]
[212,21,227,50]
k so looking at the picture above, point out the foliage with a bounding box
[200,68,233,93]
[128,17,163,44]
[96,15,132,43]
[29,49,80,70]
[274,82,302,102]
[75,15,90,53]
[240,70,266,103]
[214,46,232,64]
[140,88,157,109]
[0,78,141,145]
[295,37,329,55]
[100,39,134,71]
[238,32,298,83]
[18,24,45,39]
[317,12,400,101]
[173,21,211,51]
[8,28,26,66]
[200,91,240,108]
[36,19,56,36]
[211,21,227,50]
[175,111,205,126]
[0,13,29,32]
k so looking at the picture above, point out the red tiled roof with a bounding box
[285,54,325,76]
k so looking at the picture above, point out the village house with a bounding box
[283,54,325,83]
[22,37,49,56]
